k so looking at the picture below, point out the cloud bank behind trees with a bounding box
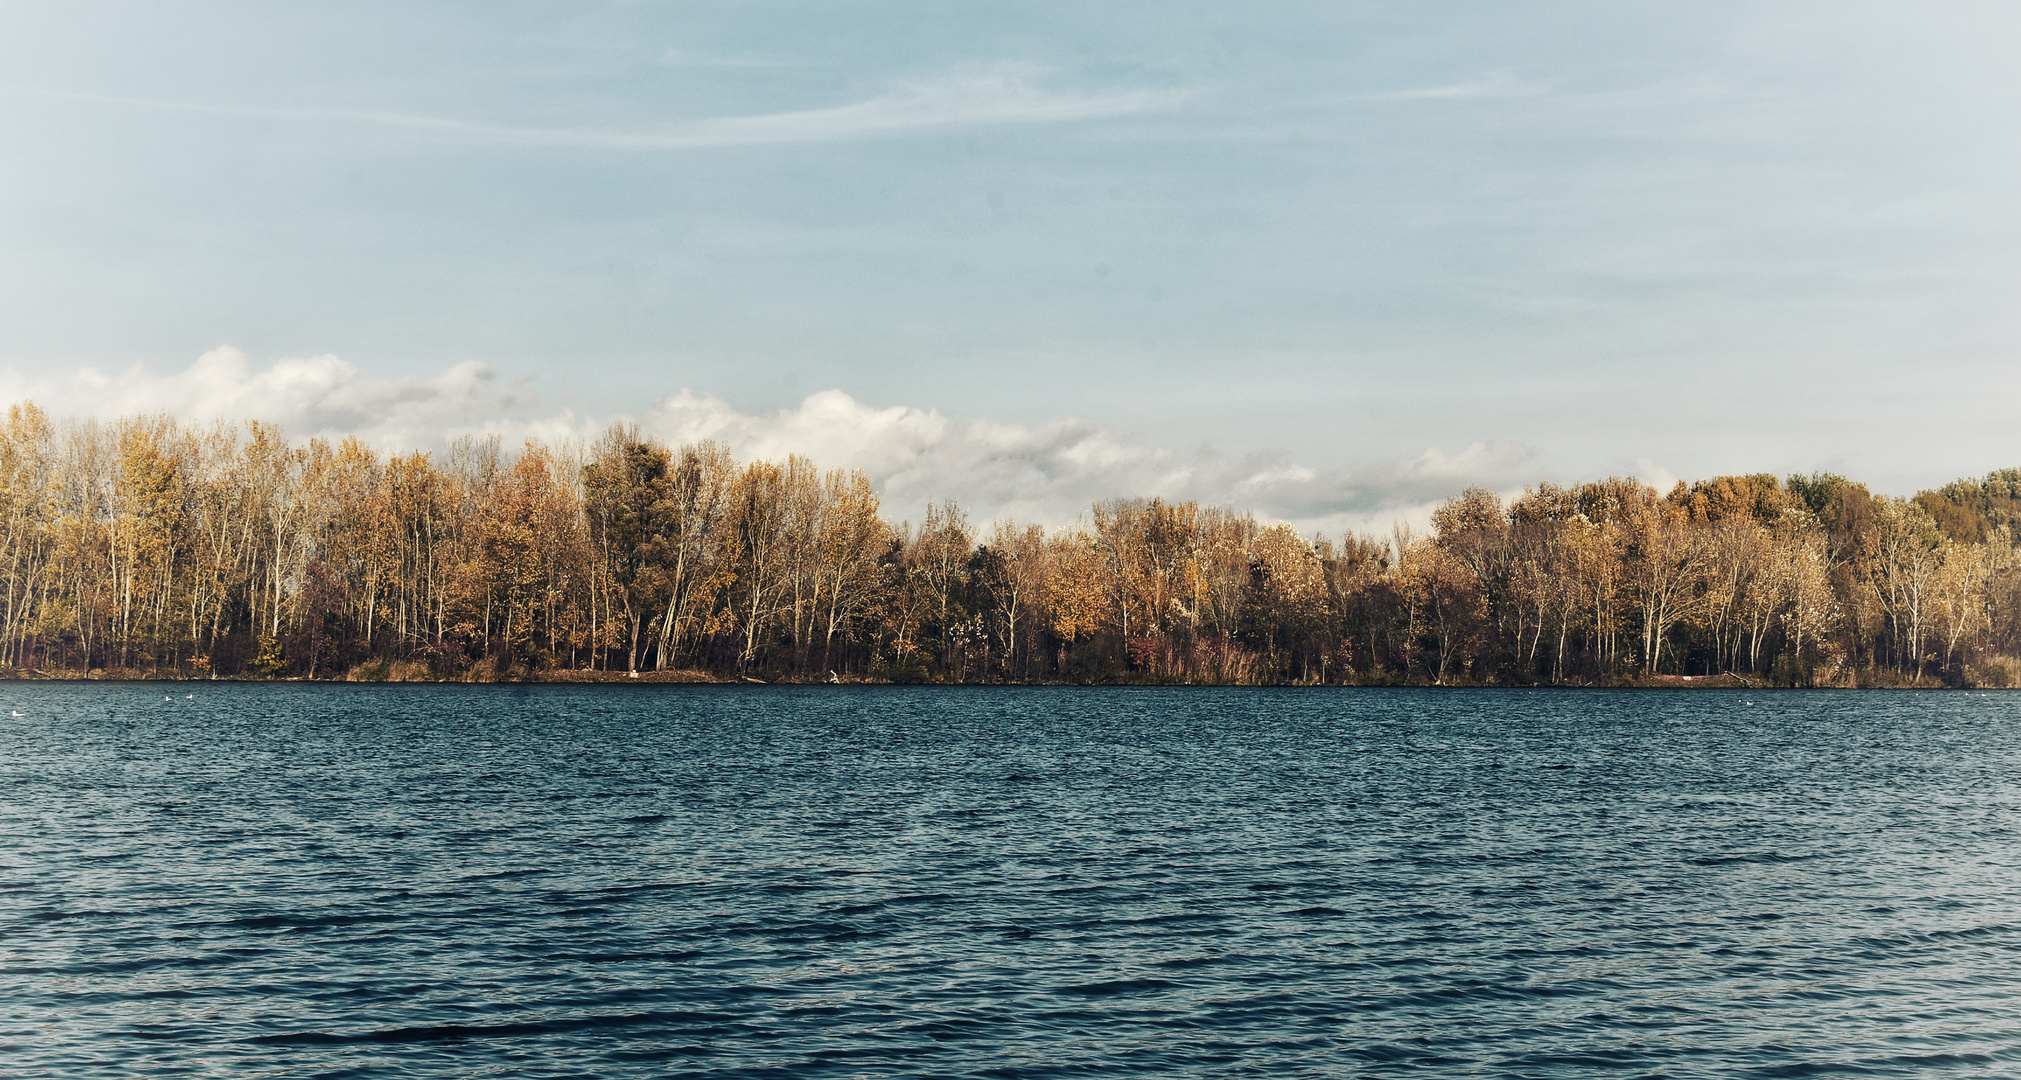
[0,347,1534,535]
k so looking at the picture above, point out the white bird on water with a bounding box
[8,710,20,717]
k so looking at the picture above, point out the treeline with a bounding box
[1,402,2018,686]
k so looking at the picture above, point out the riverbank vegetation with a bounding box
[0,403,2015,686]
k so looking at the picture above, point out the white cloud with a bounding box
[20,64,1184,150]
[1239,465,1317,489]
[0,349,1530,536]
[647,388,1533,535]
[1633,458,1682,496]
[0,346,586,450]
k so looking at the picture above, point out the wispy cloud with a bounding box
[0,350,1526,535]
[1362,70,1545,101]
[656,47,799,70]
[14,64,1184,150]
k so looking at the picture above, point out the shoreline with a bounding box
[0,668,1997,689]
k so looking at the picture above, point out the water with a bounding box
[4,686,2020,1078]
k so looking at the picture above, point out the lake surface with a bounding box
[4,686,2020,1077]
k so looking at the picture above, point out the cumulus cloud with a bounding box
[647,389,1534,535]
[0,348,1533,535]
[0,346,588,450]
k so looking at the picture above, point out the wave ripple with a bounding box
[4,685,2019,1077]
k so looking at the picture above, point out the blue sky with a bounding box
[4,2,2018,527]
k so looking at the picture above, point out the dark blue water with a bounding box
[5,686,2020,1077]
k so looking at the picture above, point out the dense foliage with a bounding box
[2,403,2017,685]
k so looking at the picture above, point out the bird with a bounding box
[185,694,193,699]
[8,710,20,717]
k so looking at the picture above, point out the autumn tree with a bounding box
[583,432,669,674]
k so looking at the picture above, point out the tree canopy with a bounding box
[2,403,2016,686]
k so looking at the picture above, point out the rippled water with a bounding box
[5,685,2021,1077]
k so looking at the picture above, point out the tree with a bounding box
[812,468,887,673]
[1930,538,1990,678]
[650,442,733,670]
[1775,532,1840,684]
[1871,497,1945,679]
[977,520,1046,679]
[1395,530,1482,684]
[724,458,792,670]
[912,499,972,673]
[1622,491,1708,675]
[583,432,669,674]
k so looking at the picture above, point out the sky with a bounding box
[3,2,2018,532]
